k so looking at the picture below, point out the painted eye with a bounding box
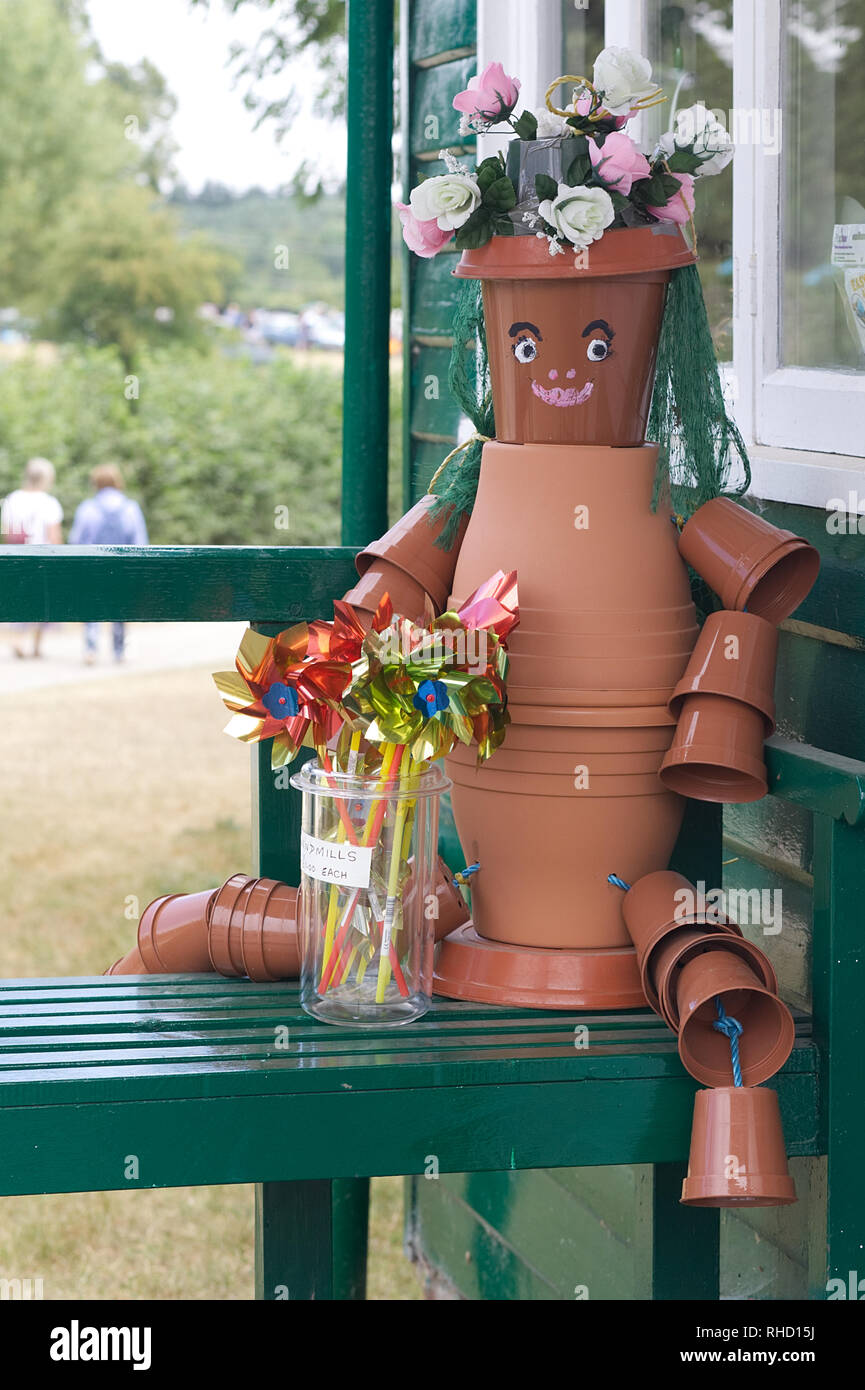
[513,337,537,364]
[586,338,610,362]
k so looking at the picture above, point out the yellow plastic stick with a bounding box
[320,730,362,980]
[375,752,414,1003]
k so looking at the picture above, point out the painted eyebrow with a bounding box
[582,319,614,339]
[509,321,543,340]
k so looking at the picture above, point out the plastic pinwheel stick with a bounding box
[375,752,415,1004]
[321,730,363,976]
[319,743,405,992]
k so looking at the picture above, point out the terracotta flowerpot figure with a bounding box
[681,1086,796,1207]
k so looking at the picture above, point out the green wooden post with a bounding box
[811,812,865,1297]
[341,0,395,547]
[255,1180,334,1300]
[652,1162,720,1299]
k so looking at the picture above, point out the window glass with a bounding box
[782,0,865,372]
[562,1,734,360]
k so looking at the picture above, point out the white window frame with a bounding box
[477,0,865,506]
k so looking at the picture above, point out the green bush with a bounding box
[0,345,403,546]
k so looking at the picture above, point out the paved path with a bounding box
[0,621,247,694]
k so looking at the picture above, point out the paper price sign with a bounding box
[300,832,373,889]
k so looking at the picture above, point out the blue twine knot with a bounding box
[713,995,744,1087]
[453,862,480,887]
[607,873,631,892]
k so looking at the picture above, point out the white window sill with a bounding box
[745,445,865,511]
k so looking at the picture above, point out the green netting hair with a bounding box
[648,261,750,515]
[429,260,750,551]
[428,279,494,550]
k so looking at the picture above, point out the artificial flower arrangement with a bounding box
[214,574,518,1010]
[397,46,733,260]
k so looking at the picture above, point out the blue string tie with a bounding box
[607,873,631,892]
[712,995,744,1087]
[452,862,480,887]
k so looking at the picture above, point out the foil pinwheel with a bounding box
[213,598,392,769]
[348,570,519,763]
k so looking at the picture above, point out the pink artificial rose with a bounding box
[395,202,453,258]
[576,93,631,128]
[452,60,521,122]
[588,131,650,195]
[647,171,696,225]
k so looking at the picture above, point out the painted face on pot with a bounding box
[508,318,615,409]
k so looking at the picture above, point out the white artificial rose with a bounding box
[592,45,659,117]
[532,107,575,138]
[657,104,734,177]
[410,172,481,230]
[537,183,615,250]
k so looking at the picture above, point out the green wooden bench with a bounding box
[1,544,863,1300]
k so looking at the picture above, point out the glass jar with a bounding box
[291,757,450,1026]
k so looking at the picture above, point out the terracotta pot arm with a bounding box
[349,495,467,613]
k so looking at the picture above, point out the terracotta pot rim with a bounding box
[738,541,821,623]
[681,1175,797,1206]
[660,743,767,786]
[136,895,180,972]
[638,920,742,1016]
[453,225,696,280]
[509,702,678,729]
[669,678,776,730]
[509,685,680,708]
[677,967,794,1087]
[657,933,778,1029]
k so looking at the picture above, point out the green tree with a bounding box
[37,186,237,371]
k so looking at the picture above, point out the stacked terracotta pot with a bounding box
[106,857,470,980]
[659,498,820,802]
[623,869,797,1206]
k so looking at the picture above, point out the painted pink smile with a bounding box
[531,378,594,408]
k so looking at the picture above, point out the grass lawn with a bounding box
[0,661,423,1300]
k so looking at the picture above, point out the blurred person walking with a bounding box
[68,464,148,665]
[1,457,64,658]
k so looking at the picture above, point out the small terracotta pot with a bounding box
[676,950,795,1087]
[342,558,430,624]
[654,931,779,1031]
[623,870,699,949]
[659,692,768,803]
[105,945,150,975]
[678,497,820,624]
[136,889,216,973]
[208,873,255,976]
[354,495,466,612]
[681,1086,796,1207]
[669,610,779,730]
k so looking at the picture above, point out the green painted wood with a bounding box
[652,1163,719,1300]
[811,813,865,1293]
[409,344,463,439]
[332,1177,370,1300]
[254,1180,333,1300]
[411,251,462,338]
[765,737,865,826]
[409,1177,559,1298]
[410,57,477,154]
[409,0,476,65]
[750,498,865,642]
[0,547,358,623]
[341,0,394,547]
